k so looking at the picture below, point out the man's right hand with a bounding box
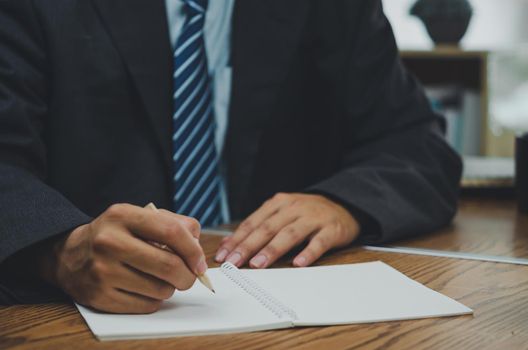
[38,203,206,314]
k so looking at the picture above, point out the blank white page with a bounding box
[242,261,472,326]
[76,268,290,341]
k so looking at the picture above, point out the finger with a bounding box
[215,193,291,262]
[114,236,196,290]
[250,219,320,269]
[111,264,176,301]
[97,289,163,314]
[158,209,201,239]
[91,228,196,290]
[103,204,206,276]
[145,204,201,240]
[214,236,231,260]
[215,231,251,263]
[225,210,299,267]
[293,228,337,267]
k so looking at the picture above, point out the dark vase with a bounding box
[410,0,473,46]
[516,134,528,214]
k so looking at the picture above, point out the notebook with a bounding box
[76,261,472,341]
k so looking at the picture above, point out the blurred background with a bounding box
[383,0,528,189]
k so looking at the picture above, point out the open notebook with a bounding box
[77,261,472,341]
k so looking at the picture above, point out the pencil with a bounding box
[145,203,215,294]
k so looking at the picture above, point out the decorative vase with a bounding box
[410,0,473,46]
[516,133,528,213]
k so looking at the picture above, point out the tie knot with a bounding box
[182,0,208,16]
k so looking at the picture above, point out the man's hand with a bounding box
[38,203,206,314]
[215,193,360,268]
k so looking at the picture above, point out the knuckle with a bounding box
[185,217,201,234]
[335,222,347,241]
[105,203,128,220]
[289,198,303,209]
[135,210,148,227]
[91,260,109,280]
[304,242,322,259]
[303,248,316,260]
[163,223,183,243]
[313,236,329,251]
[145,301,163,314]
[160,254,181,276]
[263,244,279,258]
[273,192,288,202]
[92,231,116,251]
[189,247,204,264]
[222,243,236,253]
[283,226,302,241]
[239,220,254,233]
[258,221,274,236]
[219,240,234,252]
[283,225,296,236]
[157,284,176,300]
[263,198,275,208]
[234,244,250,257]
[177,274,196,291]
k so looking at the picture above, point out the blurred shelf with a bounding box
[400,47,515,157]
[400,47,488,59]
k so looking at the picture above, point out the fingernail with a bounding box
[226,252,242,266]
[215,248,229,262]
[250,255,268,269]
[293,256,307,267]
[196,257,208,275]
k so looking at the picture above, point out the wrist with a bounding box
[36,229,75,287]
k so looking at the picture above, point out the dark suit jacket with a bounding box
[0,0,462,304]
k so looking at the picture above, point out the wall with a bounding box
[382,0,528,50]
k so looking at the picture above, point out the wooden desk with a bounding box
[1,198,527,350]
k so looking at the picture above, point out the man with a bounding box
[0,0,461,313]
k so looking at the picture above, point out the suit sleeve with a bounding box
[0,1,92,303]
[308,0,462,243]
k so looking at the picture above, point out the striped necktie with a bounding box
[172,0,222,227]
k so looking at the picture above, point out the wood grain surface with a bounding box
[1,198,527,350]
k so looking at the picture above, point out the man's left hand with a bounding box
[214,193,360,268]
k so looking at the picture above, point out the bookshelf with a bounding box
[400,47,515,157]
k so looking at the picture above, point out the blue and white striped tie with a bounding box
[172,0,222,227]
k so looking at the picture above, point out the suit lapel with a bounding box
[227,0,311,217]
[91,0,173,171]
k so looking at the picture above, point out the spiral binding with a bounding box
[221,262,298,320]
